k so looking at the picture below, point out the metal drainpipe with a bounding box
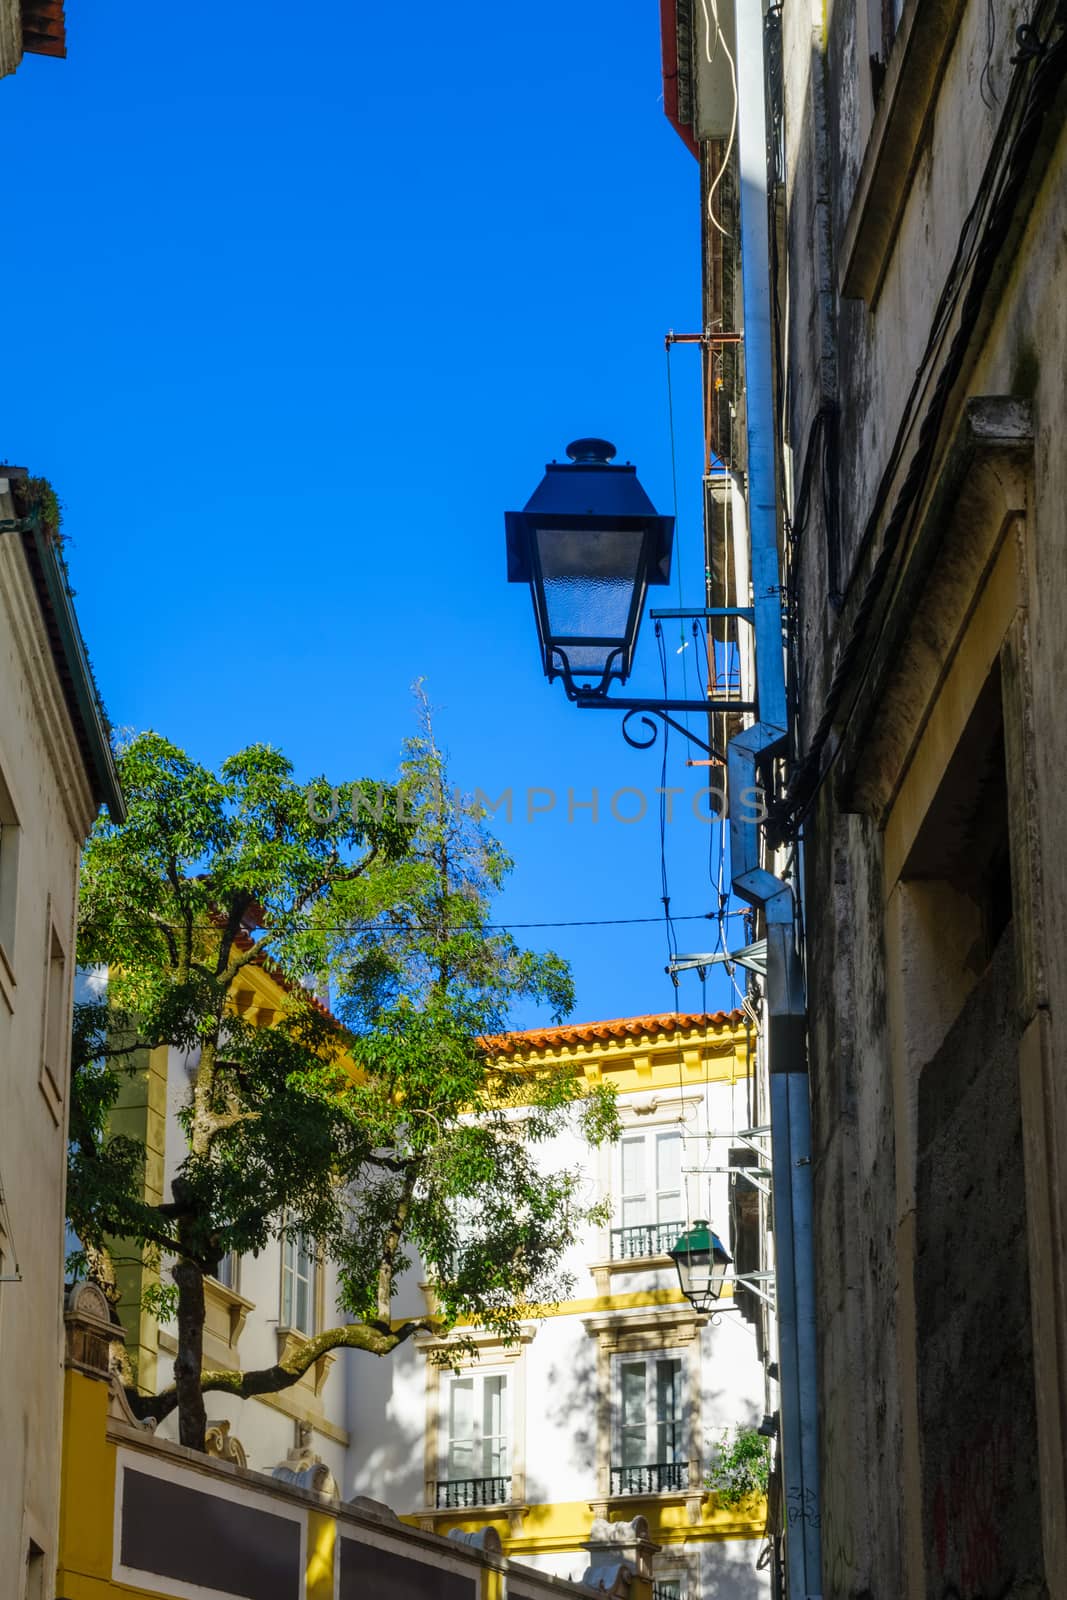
[727,1,822,1594]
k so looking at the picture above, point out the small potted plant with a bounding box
[704,1424,771,1508]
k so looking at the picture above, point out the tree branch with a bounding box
[215,936,270,990]
[206,1107,260,1135]
[164,856,192,980]
[377,1167,417,1324]
[147,908,179,968]
[126,1315,437,1423]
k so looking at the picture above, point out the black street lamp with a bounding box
[668,1220,733,1315]
[504,438,674,699]
[506,439,754,758]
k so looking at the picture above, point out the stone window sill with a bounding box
[590,1254,680,1297]
[203,1277,255,1350]
[592,1486,710,1528]
[415,1498,529,1536]
[275,1327,334,1397]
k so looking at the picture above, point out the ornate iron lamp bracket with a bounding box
[558,603,757,759]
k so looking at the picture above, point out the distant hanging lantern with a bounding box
[668,1220,732,1314]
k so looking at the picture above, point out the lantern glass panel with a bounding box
[534,526,644,657]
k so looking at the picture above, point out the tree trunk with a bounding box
[173,1254,207,1451]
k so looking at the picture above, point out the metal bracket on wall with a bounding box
[570,605,756,758]
[668,939,768,980]
[572,697,748,760]
[734,1271,777,1310]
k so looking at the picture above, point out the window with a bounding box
[0,765,19,973]
[438,1370,510,1507]
[213,1250,239,1292]
[25,1539,46,1600]
[613,1129,684,1258]
[613,1354,688,1495]
[449,1202,480,1278]
[38,914,68,1122]
[43,923,67,1083]
[280,1225,317,1335]
[620,1130,683,1226]
[652,1579,684,1600]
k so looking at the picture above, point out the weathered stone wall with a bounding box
[779,0,1067,1588]
[915,930,1042,1597]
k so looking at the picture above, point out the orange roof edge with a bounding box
[487,1009,746,1054]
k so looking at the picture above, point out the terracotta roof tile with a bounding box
[487,1009,746,1055]
[232,927,339,1025]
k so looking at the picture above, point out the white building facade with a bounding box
[135,1008,772,1599]
[345,1011,771,1598]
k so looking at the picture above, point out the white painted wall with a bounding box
[0,479,103,1599]
[146,1034,769,1595]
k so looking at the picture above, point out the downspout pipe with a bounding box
[728,2,822,1595]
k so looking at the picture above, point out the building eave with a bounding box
[660,0,700,159]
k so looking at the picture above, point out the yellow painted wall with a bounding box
[60,1365,637,1600]
[403,1493,766,1555]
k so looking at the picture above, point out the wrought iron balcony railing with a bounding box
[610,1220,684,1260]
[610,1461,690,1496]
[435,1476,510,1510]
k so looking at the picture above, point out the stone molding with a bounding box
[64,1280,124,1379]
[274,1327,334,1397]
[837,397,1033,819]
[0,502,97,841]
[838,0,970,302]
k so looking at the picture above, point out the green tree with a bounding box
[70,730,410,1450]
[322,691,619,1341]
[71,713,617,1452]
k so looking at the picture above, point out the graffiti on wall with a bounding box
[930,1419,1013,1595]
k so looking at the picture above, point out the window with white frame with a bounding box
[438,1370,510,1507]
[280,1224,317,1335]
[614,1127,684,1258]
[612,1352,688,1495]
[213,1250,239,1292]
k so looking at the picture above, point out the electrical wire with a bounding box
[665,342,695,706]
[655,621,685,1011]
[700,0,738,238]
[101,911,748,935]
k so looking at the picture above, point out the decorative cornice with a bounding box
[487,1011,745,1057]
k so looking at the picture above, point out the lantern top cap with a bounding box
[669,1220,732,1259]
[566,437,617,464]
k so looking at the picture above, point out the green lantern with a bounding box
[668,1220,732,1313]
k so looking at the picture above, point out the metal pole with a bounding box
[728,2,822,1594]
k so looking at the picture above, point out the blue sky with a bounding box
[4,0,746,1024]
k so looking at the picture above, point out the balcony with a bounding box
[435,1476,510,1510]
[610,1461,690,1496]
[610,1220,684,1261]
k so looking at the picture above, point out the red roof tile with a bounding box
[487,1009,746,1055]
[231,926,340,1026]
